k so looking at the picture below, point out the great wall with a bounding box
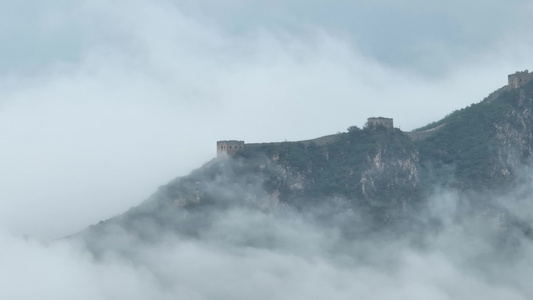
[217,70,532,157]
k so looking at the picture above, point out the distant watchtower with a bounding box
[508,70,533,88]
[367,117,393,129]
[217,140,245,157]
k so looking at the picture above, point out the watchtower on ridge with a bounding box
[508,70,533,88]
[217,140,245,157]
[367,117,394,129]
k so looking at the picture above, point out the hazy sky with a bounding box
[1,0,533,239]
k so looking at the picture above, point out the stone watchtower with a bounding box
[367,117,394,129]
[217,140,245,157]
[508,70,533,88]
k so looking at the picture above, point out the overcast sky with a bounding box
[1,0,533,239]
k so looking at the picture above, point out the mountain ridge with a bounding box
[77,76,533,252]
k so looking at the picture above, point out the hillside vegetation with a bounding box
[80,81,533,244]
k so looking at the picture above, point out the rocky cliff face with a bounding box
[360,146,419,208]
[494,88,533,182]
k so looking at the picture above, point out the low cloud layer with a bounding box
[2,180,533,299]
